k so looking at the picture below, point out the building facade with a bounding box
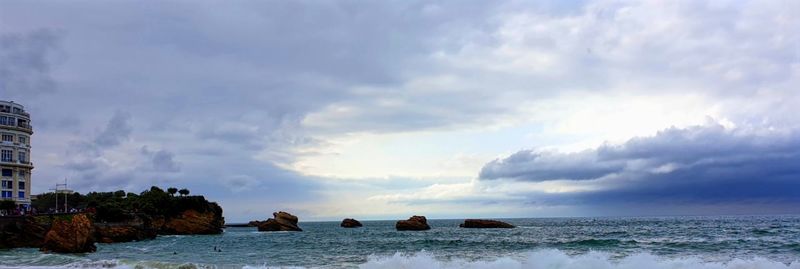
[0,101,32,206]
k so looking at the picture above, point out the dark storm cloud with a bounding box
[140,146,181,173]
[94,111,132,148]
[480,150,625,182]
[481,123,800,205]
[0,29,62,98]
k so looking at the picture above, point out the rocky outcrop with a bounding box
[0,216,49,249]
[396,215,430,231]
[162,209,224,235]
[94,217,158,244]
[257,211,302,232]
[340,218,362,228]
[459,219,515,229]
[40,214,96,253]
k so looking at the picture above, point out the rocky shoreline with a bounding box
[1,187,225,253]
[1,203,224,253]
[3,203,517,253]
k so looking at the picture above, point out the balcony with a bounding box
[0,124,33,134]
[0,159,33,168]
[0,108,29,118]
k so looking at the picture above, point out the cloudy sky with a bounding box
[2,0,799,222]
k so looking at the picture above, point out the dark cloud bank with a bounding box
[480,123,800,211]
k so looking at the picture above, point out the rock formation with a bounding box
[161,209,225,235]
[396,215,430,231]
[459,219,515,228]
[40,214,96,253]
[257,211,302,232]
[0,216,48,249]
[94,217,158,243]
[340,218,363,228]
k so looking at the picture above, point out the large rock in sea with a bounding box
[40,214,96,253]
[257,211,302,232]
[459,219,515,228]
[340,218,362,228]
[396,215,430,231]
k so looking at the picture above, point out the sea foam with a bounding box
[357,250,800,269]
[8,249,800,269]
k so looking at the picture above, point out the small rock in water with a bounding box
[459,219,515,228]
[340,218,363,228]
[396,216,430,231]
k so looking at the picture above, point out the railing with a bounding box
[0,109,29,118]
[0,159,33,166]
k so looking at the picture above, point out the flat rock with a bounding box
[396,215,430,231]
[459,219,515,228]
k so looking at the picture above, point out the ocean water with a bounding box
[1,215,800,268]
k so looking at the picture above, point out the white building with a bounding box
[0,101,33,206]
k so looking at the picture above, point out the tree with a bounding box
[167,187,178,197]
[149,186,164,193]
[178,188,190,197]
[114,190,126,199]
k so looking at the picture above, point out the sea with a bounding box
[1,215,800,268]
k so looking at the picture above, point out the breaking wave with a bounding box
[357,250,800,269]
[8,249,797,269]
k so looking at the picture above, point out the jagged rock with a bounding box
[340,218,362,228]
[162,209,224,235]
[396,215,430,231]
[459,219,515,228]
[257,211,302,232]
[40,214,96,253]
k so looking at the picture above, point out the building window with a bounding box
[18,171,27,179]
[1,180,11,189]
[1,169,11,177]
[7,117,15,126]
[18,181,24,190]
[19,136,27,144]
[18,152,26,163]
[0,116,6,126]
[1,134,12,142]
[1,191,11,198]
[18,191,24,199]
[1,150,12,162]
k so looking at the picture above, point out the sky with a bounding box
[1,0,799,222]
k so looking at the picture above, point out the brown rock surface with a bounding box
[40,214,96,253]
[459,219,515,228]
[396,215,430,231]
[0,216,48,249]
[94,219,158,243]
[340,218,363,228]
[162,209,224,235]
[257,211,302,232]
